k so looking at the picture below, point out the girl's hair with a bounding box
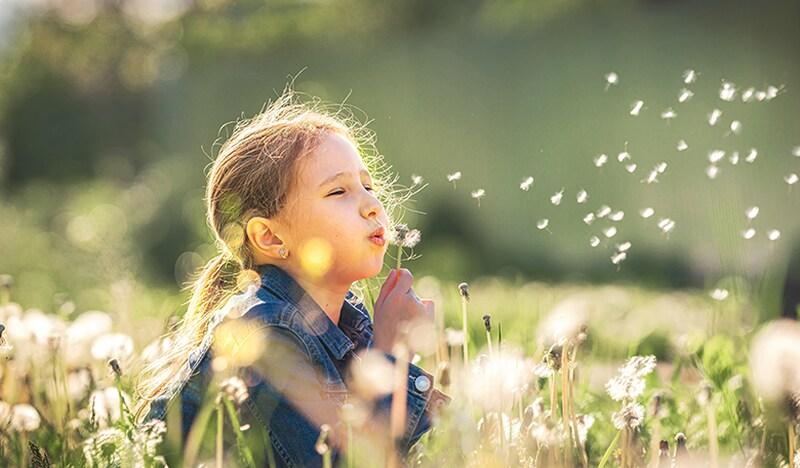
[133,86,409,422]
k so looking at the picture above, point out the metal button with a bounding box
[414,375,431,392]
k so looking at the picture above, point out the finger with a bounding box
[390,268,414,299]
[375,269,399,309]
[421,299,435,319]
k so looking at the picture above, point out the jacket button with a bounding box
[414,375,431,392]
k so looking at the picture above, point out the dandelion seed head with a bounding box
[742,228,756,240]
[706,165,720,179]
[678,88,694,103]
[683,69,697,84]
[583,212,596,225]
[91,333,134,363]
[603,226,618,238]
[220,376,249,406]
[660,108,677,120]
[536,218,550,230]
[594,153,608,167]
[589,236,601,247]
[630,100,644,116]
[768,229,781,241]
[749,319,800,402]
[612,402,645,429]
[710,288,729,301]
[745,148,758,163]
[786,173,799,185]
[640,207,655,218]
[576,189,588,204]
[611,251,627,265]
[520,176,534,191]
[719,81,737,101]
[676,139,689,152]
[9,404,41,432]
[625,163,638,173]
[708,109,723,126]
[550,189,564,206]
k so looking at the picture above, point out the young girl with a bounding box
[133,88,450,467]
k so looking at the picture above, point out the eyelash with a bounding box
[329,185,373,196]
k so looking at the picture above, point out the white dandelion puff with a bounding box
[676,139,689,152]
[520,176,534,191]
[612,403,645,429]
[683,69,697,84]
[589,236,601,247]
[768,229,782,241]
[640,207,655,218]
[741,87,756,102]
[708,149,726,163]
[719,81,737,101]
[596,205,612,218]
[471,188,485,206]
[729,120,742,135]
[411,174,424,186]
[603,226,618,238]
[625,163,638,173]
[706,165,720,179]
[742,228,756,240]
[609,210,625,222]
[745,206,760,220]
[708,109,723,126]
[786,173,799,185]
[710,288,729,301]
[550,188,564,206]
[605,72,619,90]
[536,218,550,231]
[576,189,588,204]
[745,148,758,163]
[447,171,462,188]
[630,100,644,116]
[611,251,627,265]
[594,153,608,167]
[678,88,694,103]
[583,213,595,225]
[660,107,677,121]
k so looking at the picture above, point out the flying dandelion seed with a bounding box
[656,162,668,173]
[617,151,631,162]
[630,100,644,116]
[755,90,767,101]
[708,109,723,126]
[611,251,627,265]
[660,108,677,121]
[603,226,618,238]
[589,236,601,247]
[605,72,619,90]
[471,188,485,206]
[710,288,729,301]
[657,218,675,234]
[536,218,550,230]
[719,81,737,101]
[768,229,782,241]
[597,205,612,218]
[746,206,760,220]
[745,148,758,163]
[447,171,462,188]
[617,241,632,252]
[786,173,799,185]
[625,163,638,173]
[742,228,756,240]
[576,189,588,204]
[729,151,740,165]
[643,169,659,184]
[742,87,756,102]
[677,88,694,103]
[708,150,726,163]
[765,85,782,100]
[677,140,689,152]
[609,210,625,222]
[550,188,564,206]
[583,213,596,225]
[411,174,424,186]
[706,165,720,179]
[792,146,800,157]
[594,153,608,167]
[640,207,655,218]
[729,120,742,135]
[520,176,534,191]
[683,69,697,84]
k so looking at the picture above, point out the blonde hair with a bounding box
[133,85,409,422]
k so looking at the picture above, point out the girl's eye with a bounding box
[328,189,345,196]
[364,185,374,192]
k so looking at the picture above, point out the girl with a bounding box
[133,87,450,467]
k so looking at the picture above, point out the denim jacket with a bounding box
[143,264,451,467]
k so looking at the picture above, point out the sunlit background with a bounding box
[1,0,799,320]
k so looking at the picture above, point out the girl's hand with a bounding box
[372,268,434,356]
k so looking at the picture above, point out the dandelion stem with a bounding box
[598,429,621,468]
[216,397,224,468]
[396,244,403,270]
[222,396,256,468]
[389,342,409,465]
[706,404,719,468]
[561,343,574,466]
[460,296,469,367]
[789,423,796,468]
[485,329,493,356]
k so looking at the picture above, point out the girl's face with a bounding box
[277,132,389,284]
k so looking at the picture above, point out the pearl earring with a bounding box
[278,246,289,259]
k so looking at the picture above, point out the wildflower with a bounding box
[575,413,595,445]
[658,218,675,234]
[768,229,781,241]
[729,120,742,135]
[611,252,627,265]
[91,333,134,363]
[609,210,625,222]
[589,236,601,248]
[603,226,618,238]
[612,402,645,429]
[583,213,596,225]
[676,139,688,152]
[83,427,128,467]
[606,355,657,401]
[706,165,720,179]
[536,218,550,231]
[660,108,677,121]
[708,109,723,126]
[471,188,486,206]
[719,81,737,101]
[411,174,424,186]
[550,188,564,206]
[625,163,637,173]
[745,148,758,163]
[683,69,697,84]
[134,419,167,459]
[520,176,534,191]
[220,376,249,406]
[605,72,619,89]
[576,189,588,204]
[596,205,612,218]
[640,207,655,218]
[742,228,756,240]
[9,403,41,432]
[446,171,462,187]
[594,153,608,167]
[710,288,729,301]
[786,173,799,185]
[630,100,644,116]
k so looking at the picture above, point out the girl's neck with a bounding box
[290,271,350,326]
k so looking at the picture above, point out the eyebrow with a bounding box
[318,169,371,188]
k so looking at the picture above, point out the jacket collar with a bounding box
[255,264,371,360]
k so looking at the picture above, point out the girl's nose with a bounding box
[361,194,382,220]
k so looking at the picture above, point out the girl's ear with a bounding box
[245,216,287,260]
